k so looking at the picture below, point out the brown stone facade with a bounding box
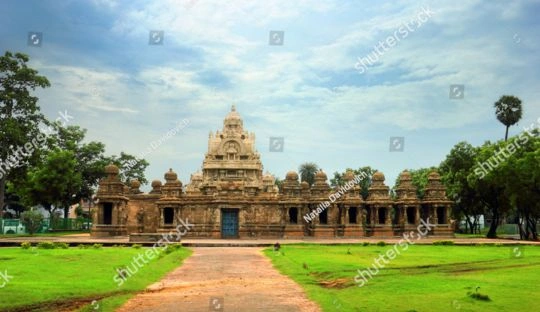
[91,106,453,239]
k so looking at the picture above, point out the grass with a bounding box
[264,244,540,311]
[0,245,191,311]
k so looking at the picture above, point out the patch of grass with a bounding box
[0,247,192,311]
[264,244,540,311]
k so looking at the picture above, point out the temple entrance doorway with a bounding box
[221,209,239,238]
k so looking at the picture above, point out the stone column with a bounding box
[385,207,392,226]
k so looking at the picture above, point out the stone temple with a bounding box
[91,106,453,239]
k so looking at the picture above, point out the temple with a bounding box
[91,106,453,239]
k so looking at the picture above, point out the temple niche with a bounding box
[91,105,454,239]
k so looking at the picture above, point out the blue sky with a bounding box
[1,0,539,190]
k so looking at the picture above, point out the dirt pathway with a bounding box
[116,247,321,312]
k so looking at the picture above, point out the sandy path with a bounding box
[116,247,321,312]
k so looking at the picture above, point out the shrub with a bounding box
[92,243,103,249]
[77,244,89,249]
[362,242,370,246]
[37,241,55,249]
[433,240,455,246]
[20,242,32,249]
[20,210,44,235]
[131,244,142,249]
[53,242,69,249]
[376,241,386,247]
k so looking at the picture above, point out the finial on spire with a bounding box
[231,104,236,112]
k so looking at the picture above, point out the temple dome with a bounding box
[105,163,119,175]
[315,170,327,180]
[428,171,441,180]
[130,179,141,189]
[286,171,299,181]
[164,168,178,182]
[151,180,162,188]
[344,170,355,181]
[372,171,385,181]
[225,105,241,121]
[399,170,412,180]
[301,181,310,189]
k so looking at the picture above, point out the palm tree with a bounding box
[494,95,522,141]
[298,162,319,186]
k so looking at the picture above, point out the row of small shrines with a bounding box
[91,165,454,238]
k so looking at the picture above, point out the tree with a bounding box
[494,95,522,141]
[393,167,438,199]
[0,51,50,214]
[2,182,26,218]
[439,142,484,234]
[20,150,82,218]
[468,141,511,238]
[298,162,319,186]
[331,166,377,199]
[107,152,150,185]
[47,125,109,202]
[498,131,540,240]
[20,209,44,235]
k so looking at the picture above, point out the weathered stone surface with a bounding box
[92,106,454,239]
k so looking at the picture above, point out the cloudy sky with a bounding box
[1,0,539,190]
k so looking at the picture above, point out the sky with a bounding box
[1,0,539,190]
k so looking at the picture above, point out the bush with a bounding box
[362,242,370,246]
[376,241,386,246]
[77,244,89,249]
[53,242,69,249]
[37,241,55,249]
[131,244,142,249]
[20,210,44,235]
[433,240,455,246]
[92,243,103,249]
[20,242,32,249]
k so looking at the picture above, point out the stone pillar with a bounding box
[385,207,392,226]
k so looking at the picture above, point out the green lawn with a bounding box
[0,245,191,311]
[264,244,540,312]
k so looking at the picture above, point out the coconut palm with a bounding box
[494,95,522,141]
[298,162,319,186]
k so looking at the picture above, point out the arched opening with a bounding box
[289,207,298,224]
[103,203,113,225]
[320,209,328,224]
[406,207,416,224]
[378,207,386,224]
[163,207,174,225]
[348,207,357,224]
[437,207,446,224]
